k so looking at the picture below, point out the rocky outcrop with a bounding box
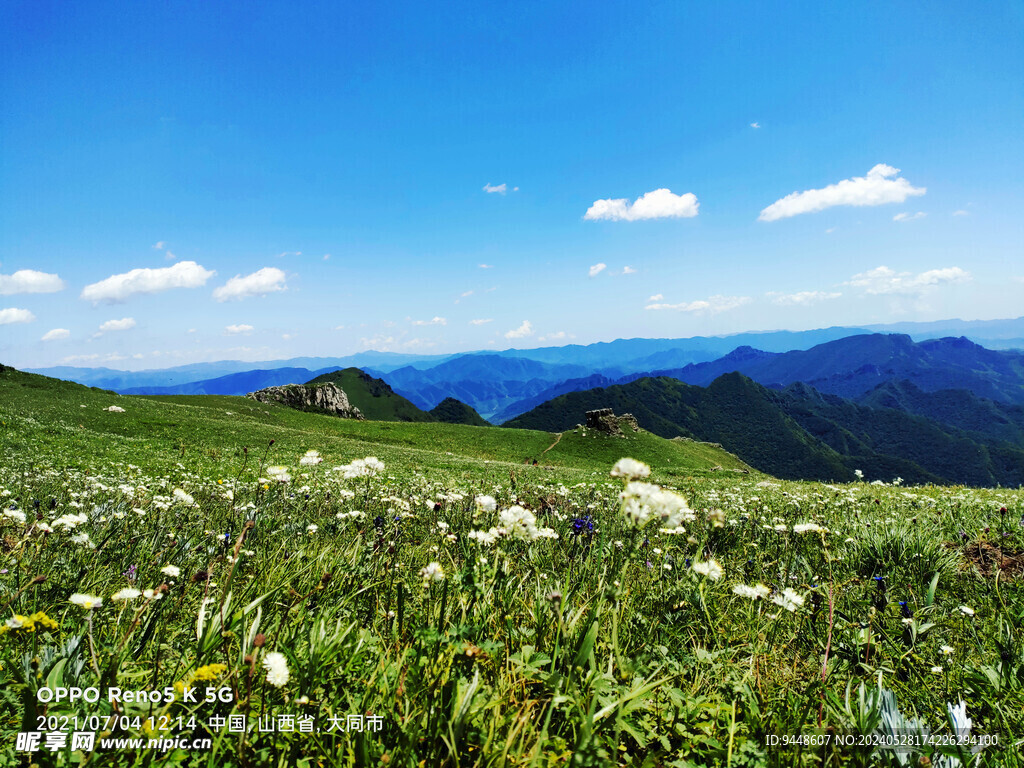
[585,408,639,436]
[246,382,364,420]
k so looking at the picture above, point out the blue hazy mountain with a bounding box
[649,334,1024,404]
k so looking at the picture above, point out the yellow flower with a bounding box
[29,611,58,631]
[193,663,227,681]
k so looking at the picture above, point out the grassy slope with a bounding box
[0,366,753,482]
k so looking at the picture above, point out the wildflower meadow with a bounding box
[1,369,1022,766]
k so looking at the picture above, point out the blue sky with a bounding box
[2,1,1022,369]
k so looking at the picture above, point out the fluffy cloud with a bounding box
[647,293,664,302]
[893,211,927,222]
[225,324,254,335]
[483,183,507,194]
[759,164,925,222]
[504,320,533,339]
[585,188,699,221]
[645,295,751,314]
[411,316,447,326]
[539,331,572,342]
[81,261,215,303]
[470,318,493,325]
[0,307,35,324]
[98,317,136,333]
[750,122,761,129]
[767,291,842,306]
[622,266,637,275]
[212,267,287,302]
[952,209,970,217]
[0,269,66,295]
[478,263,493,269]
[846,266,970,295]
[41,328,71,341]
[588,263,607,277]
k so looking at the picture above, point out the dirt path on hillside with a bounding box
[541,432,563,455]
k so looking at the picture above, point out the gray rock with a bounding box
[246,382,364,420]
[585,408,639,436]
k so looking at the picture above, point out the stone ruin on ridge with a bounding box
[584,408,639,437]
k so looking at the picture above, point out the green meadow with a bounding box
[1,365,1022,767]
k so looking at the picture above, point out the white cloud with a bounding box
[478,263,493,269]
[0,269,66,295]
[759,164,926,222]
[470,318,493,325]
[98,317,136,333]
[0,307,35,325]
[323,254,331,260]
[212,267,287,302]
[81,261,215,303]
[585,188,699,221]
[41,328,70,341]
[460,290,474,298]
[483,183,507,195]
[952,209,970,216]
[61,353,101,364]
[825,227,837,234]
[588,263,607,278]
[504,320,533,339]
[750,122,761,129]
[411,316,447,326]
[846,265,971,295]
[767,291,842,306]
[647,293,664,302]
[225,324,254,335]
[645,295,751,314]
[275,251,301,258]
[153,241,166,250]
[893,211,926,222]
[539,331,573,342]
[622,265,637,275]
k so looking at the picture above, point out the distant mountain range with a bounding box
[647,334,1024,404]
[28,316,1024,395]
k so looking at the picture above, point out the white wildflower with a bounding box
[111,588,142,601]
[793,522,828,534]
[474,495,497,513]
[266,466,292,483]
[69,593,103,610]
[172,489,195,506]
[611,458,651,480]
[732,583,771,600]
[299,450,322,466]
[263,651,290,687]
[771,588,805,613]
[692,559,724,581]
[419,561,445,587]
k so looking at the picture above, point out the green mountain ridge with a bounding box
[429,397,491,426]
[304,367,434,422]
[507,373,1024,487]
